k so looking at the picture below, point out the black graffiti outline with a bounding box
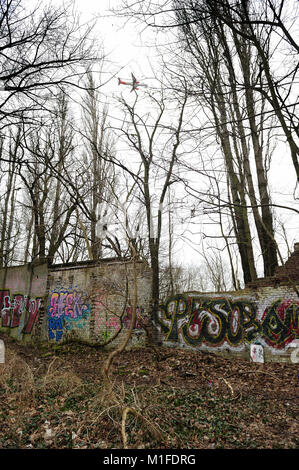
[260,299,299,348]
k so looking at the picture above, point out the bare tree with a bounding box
[80,71,117,260]
[115,88,188,307]
[0,127,22,266]
[163,0,280,279]
[17,93,79,264]
[119,0,299,180]
[0,0,99,136]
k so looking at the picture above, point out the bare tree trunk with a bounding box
[119,90,187,307]
[24,212,34,264]
[168,191,175,295]
[82,72,116,261]
[233,32,278,275]
[211,88,257,283]
[0,131,19,267]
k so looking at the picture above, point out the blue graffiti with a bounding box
[48,288,91,341]
[48,317,64,341]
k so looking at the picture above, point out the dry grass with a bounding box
[0,338,298,449]
[0,349,35,403]
[0,350,83,399]
[40,357,83,396]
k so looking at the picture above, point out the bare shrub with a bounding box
[40,357,83,396]
[0,349,35,402]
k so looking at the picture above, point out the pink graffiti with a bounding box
[95,316,120,330]
[23,298,42,334]
[10,294,24,328]
[105,317,120,330]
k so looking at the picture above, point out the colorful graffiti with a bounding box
[123,306,144,329]
[155,295,299,351]
[0,289,42,334]
[94,314,121,339]
[49,291,90,319]
[48,289,90,341]
[260,299,299,349]
[94,292,122,337]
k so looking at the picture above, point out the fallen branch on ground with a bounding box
[222,378,234,397]
[121,406,163,449]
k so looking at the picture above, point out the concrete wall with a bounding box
[154,284,299,363]
[1,247,298,362]
[43,259,152,348]
[0,259,152,348]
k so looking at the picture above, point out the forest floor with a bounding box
[0,332,298,450]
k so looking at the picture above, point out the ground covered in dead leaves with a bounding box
[0,333,298,450]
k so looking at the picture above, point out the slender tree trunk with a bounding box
[212,87,257,283]
[168,192,174,296]
[149,240,160,305]
[0,168,14,267]
[234,34,278,275]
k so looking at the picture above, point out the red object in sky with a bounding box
[118,73,146,92]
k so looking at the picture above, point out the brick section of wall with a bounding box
[247,243,299,288]
[42,259,152,349]
[155,284,299,363]
[0,259,152,349]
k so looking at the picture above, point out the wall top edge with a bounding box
[0,258,149,273]
[49,258,149,271]
[171,284,299,297]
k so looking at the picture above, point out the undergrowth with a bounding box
[0,345,297,449]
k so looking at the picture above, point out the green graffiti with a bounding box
[156,295,299,350]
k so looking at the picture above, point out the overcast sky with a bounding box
[75,0,157,89]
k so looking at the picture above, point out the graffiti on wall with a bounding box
[48,289,91,341]
[155,295,299,351]
[123,306,144,329]
[95,315,121,332]
[94,314,121,341]
[0,289,42,334]
[93,292,122,339]
[93,300,144,341]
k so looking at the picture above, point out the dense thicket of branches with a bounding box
[0,0,98,132]
[116,0,298,286]
[0,1,106,266]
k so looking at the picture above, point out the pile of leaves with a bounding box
[0,333,298,449]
